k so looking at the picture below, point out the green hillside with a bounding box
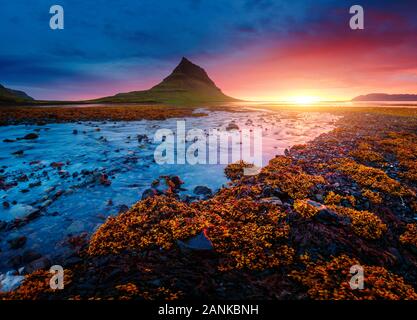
[94,57,238,104]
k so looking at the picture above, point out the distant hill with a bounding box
[352,93,417,101]
[0,84,34,104]
[94,57,238,104]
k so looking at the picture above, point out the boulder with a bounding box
[8,236,27,250]
[22,133,39,140]
[260,197,283,206]
[193,186,212,196]
[24,257,51,274]
[177,231,214,251]
[226,122,240,131]
[142,188,157,200]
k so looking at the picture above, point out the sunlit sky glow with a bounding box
[1,0,417,101]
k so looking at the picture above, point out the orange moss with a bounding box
[291,255,417,300]
[198,197,292,271]
[332,158,413,197]
[0,105,208,125]
[224,161,254,181]
[399,224,417,248]
[1,270,72,300]
[349,142,384,163]
[324,191,356,206]
[88,195,207,255]
[293,199,321,218]
[330,206,387,240]
[260,156,325,199]
[362,189,383,205]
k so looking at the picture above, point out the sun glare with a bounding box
[290,96,320,105]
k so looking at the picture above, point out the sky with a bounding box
[1,0,417,101]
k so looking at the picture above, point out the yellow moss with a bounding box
[293,199,321,218]
[399,224,417,247]
[350,142,384,163]
[362,189,383,205]
[324,191,356,206]
[88,195,207,255]
[291,255,417,300]
[1,270,72,300]
[224,161,254,181]
[261,156,325,199]
[332,158,413,197]
[330,206,387,240]
[196,197,292,271]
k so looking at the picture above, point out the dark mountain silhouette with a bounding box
[95,57,238,104]
[353,93,417,101]
[0,84,33,104]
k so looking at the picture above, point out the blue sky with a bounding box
[1,0,416,100]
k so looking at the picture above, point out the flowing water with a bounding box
[0,107,340,274]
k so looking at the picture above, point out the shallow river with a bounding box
[0,108,340,274]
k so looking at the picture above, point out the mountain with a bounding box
[352,93,417,101]
[95,57,238,104]
[0,84,34,104]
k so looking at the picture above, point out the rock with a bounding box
[261,186,285,198]
[67,221,85,234]
[40,200,53,209]
[316,208,350,225]
[24,257,51,274]
[8,236,27,250]
[17,174,28,182]
[3,201,10,209]
[25,209,41,221]
[118,205,129,214]
[22,250,42,264]
[142,188,157,200]
[0,221,7,231]
[29,181,41,188]
[306,199,326,210]
[72,129,78,134]
[315,194,324,202]
[163,175,184,192]
[51,162,64,169]
[260,197,283,206]
[7,204,37,221]
[177,231,213,251]
[193,186,212,196]
[137,134,149,143]
[226,122,240,131]
[12,150,24,156]
[3,139,15,143]
[99,174,111,186]
[22,133,39,140]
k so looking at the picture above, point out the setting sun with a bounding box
[289,96,321,104]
